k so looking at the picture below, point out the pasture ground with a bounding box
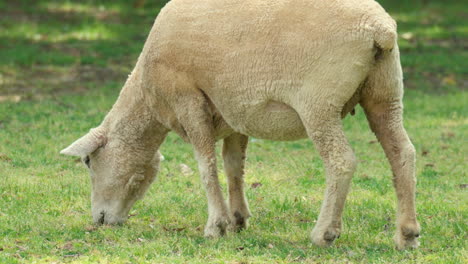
[0,0,466,263]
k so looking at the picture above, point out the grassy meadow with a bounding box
[0,0,467,263]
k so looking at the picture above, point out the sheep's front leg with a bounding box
[177,95,230,238]
[186,120,230,237]
[222,133,251,232]
[195,144,230,237]
[363,101,420,250]
[303,110,357,246]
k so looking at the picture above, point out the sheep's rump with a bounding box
[142,0,397,140]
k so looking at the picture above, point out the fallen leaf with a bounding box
[442,132,455,139]
[179,164,194,176]
[235,246,245,251]
[136,238,145,242]
[62,242,74,251]
[163,226,186,232]
[251,182,262,189]
[292,256,304,262]
[425,163,435,168]
[17,245,27,251]
[360,174,370,179]
[268,243,274,249]
[422,150,429,156]
[0,153,12,162]
[84,225,97,232]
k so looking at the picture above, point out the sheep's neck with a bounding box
[102,70,157,146]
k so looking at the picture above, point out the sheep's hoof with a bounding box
[311,227,341,247]
[204,217,230,238]
[228,211,250,232]
[395,225,420,250]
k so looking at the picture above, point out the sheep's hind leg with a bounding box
[301,107,357,247]
[361,46,420,250]
[222,133,251,232]
[362,101,420,250]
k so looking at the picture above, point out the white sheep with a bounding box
[61,0,420,249]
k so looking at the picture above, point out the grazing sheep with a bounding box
[61,0,420,249]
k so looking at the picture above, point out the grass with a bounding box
[0,0,467,263]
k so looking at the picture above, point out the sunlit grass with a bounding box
[1,20,116,42]
[41,1,115,14]
[2,89,466,263]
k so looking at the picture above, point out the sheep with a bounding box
[61,0,420,249]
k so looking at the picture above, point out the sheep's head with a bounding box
[60,127,161,225]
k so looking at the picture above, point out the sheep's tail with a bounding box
[371,15,397,51]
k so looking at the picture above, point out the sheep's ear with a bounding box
[60,128,107,157]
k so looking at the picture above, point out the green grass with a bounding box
[0,0,467,263]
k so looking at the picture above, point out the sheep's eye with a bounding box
[83,156,90,168]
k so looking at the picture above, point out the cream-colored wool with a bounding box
[61,0,419,249]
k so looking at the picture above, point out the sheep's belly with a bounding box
[225,100,308,141]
